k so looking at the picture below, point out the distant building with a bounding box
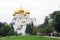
[11,6,36,35]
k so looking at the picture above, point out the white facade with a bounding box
[11,7,36,35]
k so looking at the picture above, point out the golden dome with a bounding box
[13,14,16,16]
[19,6,24,12]
[22,18,26,23]
[24,12,26,16]
[15,9,19,12]
[25,10,30,14]
[15,9,20,14]
[24,14,26,16]
[15,6,24,14]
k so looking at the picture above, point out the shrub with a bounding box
[54,33,60,37]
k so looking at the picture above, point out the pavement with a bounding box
[44,36,60,39]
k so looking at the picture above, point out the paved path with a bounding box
[44,36,60,39]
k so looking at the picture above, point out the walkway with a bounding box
[44,36,60,39]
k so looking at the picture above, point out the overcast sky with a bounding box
[0,0,60,25]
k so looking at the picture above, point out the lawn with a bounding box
[0,36,59,40]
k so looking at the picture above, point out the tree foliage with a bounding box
[25,22,34,35]
[38,16,54,34]
[32,26,37,35]
[38,11,60,34]
[50,11,60,32]
[0,22,15,37]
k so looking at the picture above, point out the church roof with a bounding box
[19,6,24,12]
[25,10,30,14]
[13,6,30,16]
[15,6,24,13]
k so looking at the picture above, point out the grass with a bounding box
[0,36,59,40]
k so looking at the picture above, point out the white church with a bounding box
[11,6,36,35]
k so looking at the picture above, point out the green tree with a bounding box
[49,11,60,33]
[0,22,5,36]
[0,23,15,36]
[8,29,15,36]
[44,16,49,26]
[3,24,11,36]
[25,22,34,35]
[25,24,30,34]
[10,23,14,30]
[32,26,37,35]
[38,16,54,34]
